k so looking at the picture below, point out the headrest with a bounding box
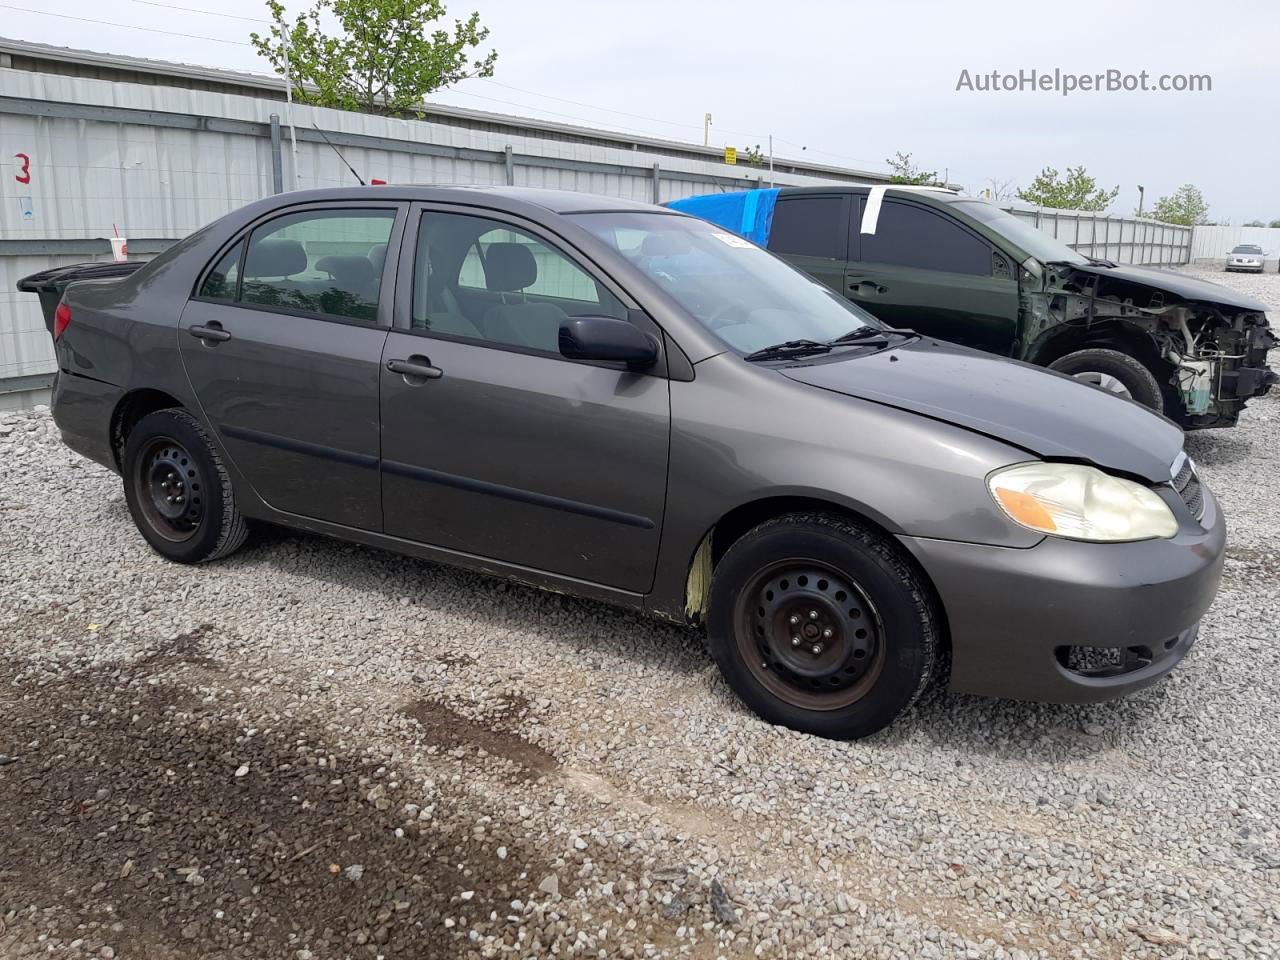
[316,255,376,288]
[368,243,388,271]
[245,239,306,278]
[483,242,537,292]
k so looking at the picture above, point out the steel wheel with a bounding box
[1071,370,1133,398]
[735,559,885,711]
[133,435,205,542]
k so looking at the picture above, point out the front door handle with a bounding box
[189,322,231,343]
[847,279,887,296]
[387,355,443,382]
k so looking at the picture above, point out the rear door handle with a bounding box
[387,356,443,382]
[189,322,231,343]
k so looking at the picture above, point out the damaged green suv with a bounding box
[669,186,1277,427]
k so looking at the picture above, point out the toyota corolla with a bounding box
[19,187,1225,739]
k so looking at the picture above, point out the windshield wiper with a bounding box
[743,339,833,362]
[829,325,914,345]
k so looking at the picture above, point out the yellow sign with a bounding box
[723,146,737,165]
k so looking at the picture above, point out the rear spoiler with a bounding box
[17,261,147,335]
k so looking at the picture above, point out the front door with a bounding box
[849,198,1020,355]
[378,206,671,593]
[179,203,403,530]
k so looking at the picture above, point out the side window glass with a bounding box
[199,241,243,300]
[768,197,848,260]
[240,209,396,322]
[861,201,992,276]
[413,212,627,353]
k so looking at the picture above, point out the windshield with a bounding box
[1232,244,1263,254]
[570,211,879,353]
[949,199,1087,266]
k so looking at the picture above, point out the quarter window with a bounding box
[768,196,849,260]
[233,209,396,322]
[860,201,992,276]
[412,212,627,352]
[199,241,243,300]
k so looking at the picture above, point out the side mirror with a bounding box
[559,316,658,367]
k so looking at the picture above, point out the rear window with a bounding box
[768,196,849,260]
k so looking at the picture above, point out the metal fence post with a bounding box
[269,114,283,195]
[652,163,661,204]
[504,145,514,186]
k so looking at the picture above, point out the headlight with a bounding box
[987,462,1178,542]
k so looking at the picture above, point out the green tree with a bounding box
[885,152,940,186]
[1015,166,1118,211]
[1148,184,1210,226]
[1244,219,1266,227]
[741,144,766,168]
[1269,219,1280,229]
[250,0,497,115]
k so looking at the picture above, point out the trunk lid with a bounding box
[16,261,147,335]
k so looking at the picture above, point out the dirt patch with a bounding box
[400,697,558,780]
[0,658,544,960]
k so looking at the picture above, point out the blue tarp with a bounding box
[667,188,779,247]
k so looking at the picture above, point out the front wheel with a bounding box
[1047,348,1164,413]
[121,408,249,563]
[706,514,939,740]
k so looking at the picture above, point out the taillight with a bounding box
[54,303,71,340]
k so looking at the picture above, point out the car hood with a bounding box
[782,339,1185,483]
[1070,262,1268,312]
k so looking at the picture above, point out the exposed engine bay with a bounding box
[1025,262,1277,428]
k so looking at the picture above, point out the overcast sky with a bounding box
[4,0,1277,221]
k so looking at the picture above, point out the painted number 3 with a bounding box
[14,153,31,185]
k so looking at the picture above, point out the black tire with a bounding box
[121,408,249,563]
[706,513,938,740]
[1047,347,1164,413]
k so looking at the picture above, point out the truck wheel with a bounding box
[706,513,938,740]
[121,408,249,564]
[1048,348,1164,413]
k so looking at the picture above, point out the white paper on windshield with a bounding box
[713,231,753,248]
[860,186,885,235]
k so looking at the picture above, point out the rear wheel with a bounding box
[122,408,249,563]
[706,514,938,740]
[1047,347,1164,413]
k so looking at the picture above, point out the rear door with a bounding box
[179,202,405,530]
[765,193,851,294]
[378,204,671,593]
[849,198,1019,354]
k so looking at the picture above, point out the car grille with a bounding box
[1172,457,1204,520]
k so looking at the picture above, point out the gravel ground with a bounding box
[2,266,1278,960]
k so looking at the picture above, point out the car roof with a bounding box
[252,184,664,216]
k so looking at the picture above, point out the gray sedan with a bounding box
[1225,243,1265,272]
[23,187,1225,739]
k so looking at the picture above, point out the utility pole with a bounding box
[279,18,301,190]
[703,112,712,147]
[1137,184,1145,217]
[768,134,774,187]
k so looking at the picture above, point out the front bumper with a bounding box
[1225,261,1264,272]
[898,485,1225,703]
